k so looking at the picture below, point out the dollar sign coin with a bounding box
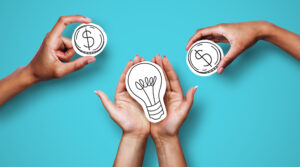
[186,40,223,76]
[72,23,107,57]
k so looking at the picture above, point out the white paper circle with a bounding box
[186,40,224,76]
[72,23,107,57]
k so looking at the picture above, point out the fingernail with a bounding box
[218,67,224,74]
[88,58,96,64]
[83,17,91,22]
[94,90,98,94]
[194,86,198,94]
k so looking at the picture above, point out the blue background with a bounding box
[1,0,300,166]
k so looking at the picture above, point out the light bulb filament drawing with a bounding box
[134,76,164,120]
[135,76,157,105]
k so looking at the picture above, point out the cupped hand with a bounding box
[96,55,150,136]
[150,55,197,138]
[25,15,96,82]
[186,21,271,74]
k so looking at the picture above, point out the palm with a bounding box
[114,91,149,133]
[97,56,150,135]
[151,91,185,136]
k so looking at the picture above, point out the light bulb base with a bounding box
[147,101,164,120]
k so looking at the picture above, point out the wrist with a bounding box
[151,127,179,140]
[123,131,149,141]
[255,21,276,40]
[21,65,40,86]
[151,133,179,143]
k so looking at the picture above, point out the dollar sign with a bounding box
[82,28,94,50]
[195,50,212,67]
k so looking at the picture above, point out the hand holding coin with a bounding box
[26,15,96,81]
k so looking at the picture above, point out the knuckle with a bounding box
[74,62,85,71]
[223,56,234,65]
[17,66,25,71]
[234,42,245,50]
[216,24,224,31]
[53,67,64,78]
[74,14,82,17]
[223,56,232,63]
[58,16,66,22]
[43,37,52,47]
[45,32,50,38]
[43,32,55,48]
[44,32,51,40]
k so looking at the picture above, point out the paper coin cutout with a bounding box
[72,23,107,57]
[187,40,223,76]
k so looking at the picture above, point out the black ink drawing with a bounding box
[187,40,223,76]
[126,61,167,123]
[72,23,107,57]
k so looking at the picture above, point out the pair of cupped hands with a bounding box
[95,54,197,139]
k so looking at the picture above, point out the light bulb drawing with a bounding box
[126,61,167,123]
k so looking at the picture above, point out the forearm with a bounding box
[261,22,300,60]
[114,133,148,167]
[0,66,38,106]
[152,135,187,167]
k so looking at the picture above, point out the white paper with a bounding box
[187,40,224,76]
[126,61,167,123]
[72,23,107,57]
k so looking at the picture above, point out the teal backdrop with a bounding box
[1,0,300,166]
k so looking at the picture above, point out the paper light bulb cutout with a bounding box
[126,61,167,123]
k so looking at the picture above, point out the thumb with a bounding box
[217,47,243,74]
[182,86,197,112]
[95,90,116,115]
[59,56,96,76]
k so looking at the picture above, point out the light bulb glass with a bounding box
[126,61,167,123]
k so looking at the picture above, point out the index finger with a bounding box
[186,26,220,50]
[162,56,183,95]
[50,15,91,37]
[115,59,135,95]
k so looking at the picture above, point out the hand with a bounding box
[0,15,96,106]
[25,15,96,82]
[96,55,150,167]
[150,55,197,139]
[186,21,271,74]
[96,55,150,137]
